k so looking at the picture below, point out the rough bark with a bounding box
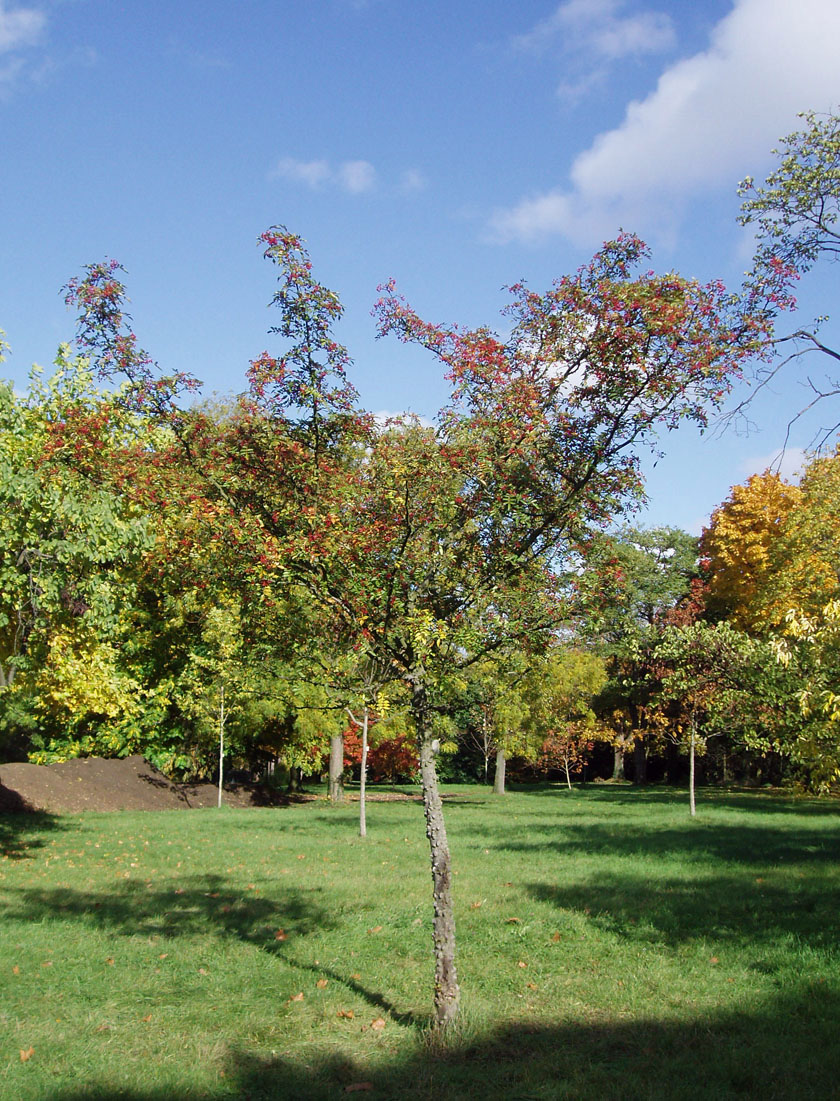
[493,747,506,795]
[328,733,344,804]
[412,678,460,1028]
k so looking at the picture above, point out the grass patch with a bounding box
[1,784,839,1098]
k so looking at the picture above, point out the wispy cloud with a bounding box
[0,1,44,54]
[272,157,332,189]
[271,156,376,194]
[400,168,427,194]
[515,0,674,62]
[492,0,840,247]
[338,159,376,194]
[0,0,45,90]
[740,447,807,482]
[270,157,426,197]
[514,0,674,102]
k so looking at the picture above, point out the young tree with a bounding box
[66,228,766,1028]
[644,622,762,815]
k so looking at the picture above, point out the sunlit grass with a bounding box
[1,784,839,1098]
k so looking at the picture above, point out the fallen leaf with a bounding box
[551,932,561,942]
[337,1009,355,1019]
[289,992,304,1003]
[527,982,538,990]
[367,925,383,934]
[297,854,306,860]
[198,968,208,975]
[351,972,362,980]
[158,953,168,959]
[370,1017,386,1031]
[274,930,287,941]
[141,1014,152,1022]
[710,957,719,965]
[506,917,521,924]
[42,961,53,968]
[20,1046,34,1063]
[316,978,328,989]
[105,958,114,966]
[470,900,484,909]
[517,960,527,969]
[95,1024,110,1033]
[12,965,20,975]
[344,1084,373,1093]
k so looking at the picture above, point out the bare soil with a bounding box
[0,755,308,814]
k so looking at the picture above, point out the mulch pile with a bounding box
[0,755,307,814]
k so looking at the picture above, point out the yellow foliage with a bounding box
[700,470,801,631]
[34,629,141,722]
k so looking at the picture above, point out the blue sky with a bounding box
[2,0,839,534]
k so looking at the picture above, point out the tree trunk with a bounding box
[217,683,226,809]
[359,706,369,839]
[493,747,506,795]
[564,755,572,790]
[633,738,647,786]
[689,720,697,817]
[412,677,460,1028]
[612,745,625,781]
[329,733,344,804]
[287,766,302,793]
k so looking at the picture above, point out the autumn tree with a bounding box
[643,622,762,814]
[732,110,840,441]
[0,346,151,758]
[700,470,801,631]
[580,526,700,782]
[528,648,607,789]
[67,227,768,1028]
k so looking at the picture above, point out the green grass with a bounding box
[2,783,840,1099]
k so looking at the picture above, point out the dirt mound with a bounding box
[0,755,301,814]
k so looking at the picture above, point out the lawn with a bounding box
[1,784,839,1099]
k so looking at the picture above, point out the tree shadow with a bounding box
[526,866,840,948]
[0,873,427,1028]
[46,983,840,1099]
[0,802,66,860]
[0,873,335,947]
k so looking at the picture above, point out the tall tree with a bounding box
[67,227,766,1028]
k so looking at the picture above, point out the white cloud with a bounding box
[740,446,807,482]
[271,157,331,188]
[492,0,840,247]
[338,159,376,194]
[515,0,674,62]
[0,1,44,54]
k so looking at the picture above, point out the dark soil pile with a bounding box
[0,755,304,814]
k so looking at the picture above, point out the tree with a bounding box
[0,348,151,756]
[580,526,700,782]
[66,227,766,1029]
[644,622,762,815]
[773,600,840,790]
[529,648,607,788]
[733,110,840,442]
[700,470,802,631]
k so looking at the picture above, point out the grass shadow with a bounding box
[46,982,840,1099]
